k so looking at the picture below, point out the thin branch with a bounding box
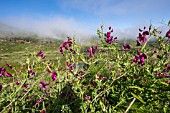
[125,98,136,113]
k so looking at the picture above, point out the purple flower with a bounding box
[139,53,147,59]
[143,31,149,35]
[122,44,131,50]
[29,70,35,76]
[106,32,111,37]
[58,37,76,55]
[6,64,13,69]
[90,80,95,87]
[106,36,113,44]
[137,33,147,43]
[58,46,63,53]
[5,72,13,77]
[34,98,45,108]
[85,95,91,100]
[133,53,147,65]
[22,84,30,88]
[109,26,111,30]
[70,49,76,54]
[136,40,141,46]
[0,84,2,91]
[37,50,45,59]
[65,62,74,70]
[40,81,48,90]
[0,67,6,77]
[105,27,115,44]
[166,30,170,38]
[51,72,57,81]
[41,109,46,113]
[88,46,97,57]
[45,91,51,95]
[16,81,20,85]
[133,55,138,62]
[164,73,170,78]
[46,67,52,73]
[137,29,149,43]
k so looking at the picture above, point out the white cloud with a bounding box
[1,16,92,40]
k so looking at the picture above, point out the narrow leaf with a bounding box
[131,92,146,104]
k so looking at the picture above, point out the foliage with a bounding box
[0,21,170,113]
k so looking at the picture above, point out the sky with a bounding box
[0,0,170,40]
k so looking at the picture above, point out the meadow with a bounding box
[0,22,170,113]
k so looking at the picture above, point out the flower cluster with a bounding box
[0,67,13,77]
[133,52,147,65]
[58,37,76,55]
[66,62,74,70]
[51,72,57,81]
[37,50,45,59]
[105,27,114,44]
[88,46,97,57]
[40,81,48,90]
[28,70,35,76]
[75,71,83,77]
[122,44,131,50]
[137,27,149,45]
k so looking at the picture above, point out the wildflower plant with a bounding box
[0,21,170,113]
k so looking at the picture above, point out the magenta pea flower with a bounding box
[16,81,20,85]
[58,46,63,53]
[109,26,111,30]
[166,30,170,38]
[34,98,45,108]
[0,84,2,91]
[6,64,13,69]
[29,70,35,76]
[65,62,74,70]
[5,72,13,77]
[51,72,57,81]
[142,31,149,35]
[88,46,97,57]
[137,29,149,43]
[133,55,138,62]
[0,67,6,77]
[122,44,131,50]
[85,95,91,100]
[105,27,115,44]
[58,37,76,55]
[133,53,147,65]
[37,50,45,59]
[70,49,76,54]
[136,40,141,46]
[41,109,46,113]
[46,67,52,73]
[22,84,30,88]
[137,33,147,43]
[40,81,48,90]
[106,36,113,44]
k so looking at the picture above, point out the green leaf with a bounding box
[129,86,144,91]
[160,82,169,86]
[148,88,156,93]
[168,20,170,26]
[149,24,152,31]
[131,92,146,104]
[100,100,106,112]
